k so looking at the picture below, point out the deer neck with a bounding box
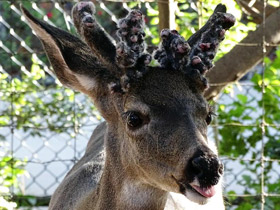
[94,127,168,210]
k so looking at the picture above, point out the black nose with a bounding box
[189,152,223,187]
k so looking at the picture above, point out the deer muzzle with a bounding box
[176,148,223,199]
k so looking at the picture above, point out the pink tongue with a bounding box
[191,185,216,198]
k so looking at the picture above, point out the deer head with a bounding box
[21,2,235,209]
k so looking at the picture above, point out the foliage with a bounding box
[0,155,26,210]
[217,47,280,209]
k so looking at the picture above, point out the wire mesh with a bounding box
[0,0,280,209]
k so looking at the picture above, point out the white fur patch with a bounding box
[189,178,200,187]
[120,179,167,209]
[208,139,218,155]
[120,180,151,207]
[75,74,96,90]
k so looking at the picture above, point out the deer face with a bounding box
[113,68,222,204]
[22,1,234,206]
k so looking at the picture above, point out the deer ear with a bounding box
[21,6,110,94]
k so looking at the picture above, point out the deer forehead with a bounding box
[123,93,208,117]
[122,68,208,114]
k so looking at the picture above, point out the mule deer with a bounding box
[21,2,235,209]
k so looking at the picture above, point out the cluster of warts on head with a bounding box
[73,2,235,94]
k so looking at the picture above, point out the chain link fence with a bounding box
[0,0,280,209]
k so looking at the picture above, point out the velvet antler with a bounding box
[154,4,235,91]
[59,2,235,93]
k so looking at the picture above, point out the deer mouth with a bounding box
[172,176,216,200]
[179,181,216,199]
[188,183,216,198]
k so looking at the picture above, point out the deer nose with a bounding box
[190,154,223,186]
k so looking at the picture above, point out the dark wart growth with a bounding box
[21,2,235,210]
[71,2,235,94]
[154,4,235,91]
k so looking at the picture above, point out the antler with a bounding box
[72,3,152,92]
[115,10,152,91]
[72,2,118,74]
[154,29,191,70]
[154,4,235,91]
[71,2,235,93]
[116,10,151,69]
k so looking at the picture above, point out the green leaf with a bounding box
[150,17,159,25]
[237,94,247,104]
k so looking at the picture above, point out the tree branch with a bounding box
[236,0,278,24]
[158,0,176,31]
[204,7,280,100]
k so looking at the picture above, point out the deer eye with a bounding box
[125,112,143,129]
[205,113,212,125]
[206,112,215,125]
